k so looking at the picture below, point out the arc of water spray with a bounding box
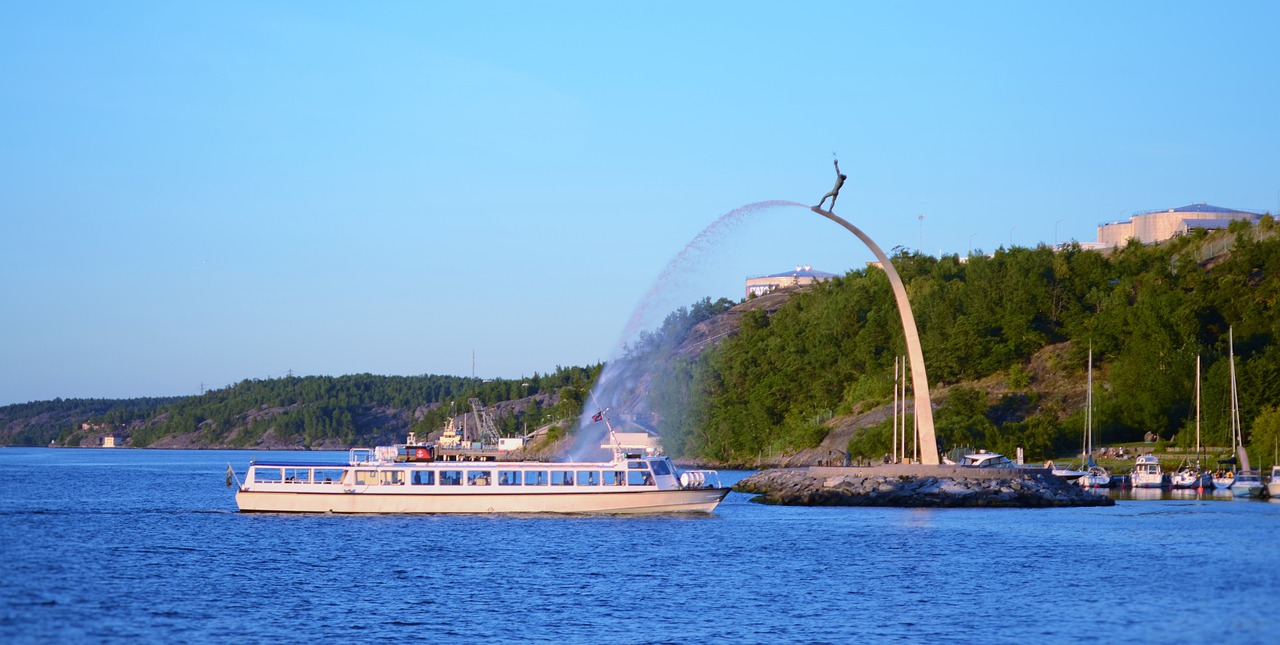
[573,199,941,467]
[566,200,806,462]
[615,200,808,344]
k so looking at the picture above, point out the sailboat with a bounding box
[1222,328,1263,498]
[1076,345,1112,489]
[1171,356,1212,489]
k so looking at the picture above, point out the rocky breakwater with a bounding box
[734,465,1114,508]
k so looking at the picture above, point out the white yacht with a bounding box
[1231,470,1265,498]
[959,451,1019,468]
[1215,327,1254,495]
[1267,465,1280,499]
[1212,470,1235,490]
[1130,454,1166,489]
[1169,467,1212,489]
[232,431,729,514]
[1077,466,1113,489]
[1049,462,1087,482]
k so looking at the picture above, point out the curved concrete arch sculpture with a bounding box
[811,206,940,465]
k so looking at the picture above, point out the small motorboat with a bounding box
[959,450,1019,469]
[1231,470,1265,498]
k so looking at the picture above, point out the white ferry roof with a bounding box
[249,456,668,468]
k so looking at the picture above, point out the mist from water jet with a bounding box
[563,200,810,461]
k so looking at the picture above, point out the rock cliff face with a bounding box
[735,467,1114,507]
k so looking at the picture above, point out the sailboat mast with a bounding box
[1086,345,1093,462]
[1195,354,1201,463]
[1229,327,1239,455]
[892,357,899,464]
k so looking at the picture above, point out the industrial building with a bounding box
[1097,203,1261,246]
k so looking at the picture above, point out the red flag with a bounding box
[591,411,603,422]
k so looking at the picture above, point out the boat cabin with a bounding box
[246,455,681,492]
[959,451,1016,468]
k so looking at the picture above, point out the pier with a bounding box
[735,466,1114,507]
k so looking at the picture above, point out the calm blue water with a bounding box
[1,448,1276,643]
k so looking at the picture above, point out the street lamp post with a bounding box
[918,214,925,255]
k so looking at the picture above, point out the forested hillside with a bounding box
[4,367,600,448]
[8,219,1280,467]
[646,218,1280,465]
[0,397,183,446]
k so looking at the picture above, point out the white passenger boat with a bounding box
[1130,454,1166,489]
[1267,465,1280,499]
[233,434,729,514]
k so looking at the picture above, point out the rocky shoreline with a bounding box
[734,466,1114,508]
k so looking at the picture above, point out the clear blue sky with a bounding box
[3,1,1278,405]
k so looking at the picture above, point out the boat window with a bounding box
[380,470,405,486]
[253,467,283,484]
[467,470,492,486]
[314,468,344,484]
[283,468,310,483]
[602,471,625,486]
[411,470,435,485]
[355,470,378,486]
[523,471,547,486]
[498,470,521,486]
[440,470,463,486]
[550,470,575,486]
[650,460,672,476]
[627,461,645,469]
[576,471,599,486]
[627,469,654,486]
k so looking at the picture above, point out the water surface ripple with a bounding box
[1,449,1276,643]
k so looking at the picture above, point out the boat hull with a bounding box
[237,487,731,514]
[1169,472,1212,489]
[1078,474,1112,489]
[1131,475,1166,489]
[1231,483,1264,498]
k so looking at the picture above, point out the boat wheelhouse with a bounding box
[233,444,729,514]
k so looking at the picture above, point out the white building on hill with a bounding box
[1097,203,1261,246]
[745,265,836,298]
